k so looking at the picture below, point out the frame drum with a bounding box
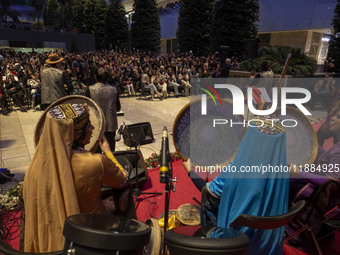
[62,214,150,255]
[177,204,201,226]
[34,95,105,152]
[173,98,245,169]
[144,218,161,255]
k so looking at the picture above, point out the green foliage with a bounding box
[72,0,86,32]
[93,0,107,50]
[1,0,13,27]
[83,0,96,34]
[105,0,129,50]
[45,0,58,26]
[327,0,340,70]
[240,46,317,76]
[210,0,259,56]
[131,0,161,54]
[29,0,47,22]
[81,0,107,49]
[31,20,44,30]
[145,152,181,168]
[177,0,214,56]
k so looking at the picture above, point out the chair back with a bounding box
[230,200,306,230]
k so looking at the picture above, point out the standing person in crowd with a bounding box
[257,61,274,99]
[27,72,41,111]
[316,76,339,146]
[40,53,73,110]
[220,58,232,78]
[310,74,335,111]
[72,54,84,81]
[89,68,119,151]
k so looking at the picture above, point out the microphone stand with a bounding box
[119,127,162,206]
[160,127,177,255]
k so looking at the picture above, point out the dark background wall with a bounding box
[0,28,95,52]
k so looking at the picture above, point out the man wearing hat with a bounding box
[40,53,73,110]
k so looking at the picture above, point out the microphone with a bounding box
[115,123,125,141]
[160,126,169,183]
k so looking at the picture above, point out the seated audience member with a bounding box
[165,68,180,97]
[22,103,130,253]
[121,73,135,96]
[178,68,191,97]
[183,118,289,255]
[0,81,8,115]
[200,62,212,78]
[5,73,26,111]
[141,69,162,100]
[152,70,168,99]
[70,72,86,95]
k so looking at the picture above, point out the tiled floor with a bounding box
[0,94,327,191]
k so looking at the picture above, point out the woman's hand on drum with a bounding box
[183,158,191,174]
[99,135,111,153]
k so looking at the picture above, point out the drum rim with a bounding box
[274,106,318,165]
[176,203,201,226]
[34,95,106,153]
[144,218,161,255]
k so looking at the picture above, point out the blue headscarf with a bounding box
[211,125,289,255]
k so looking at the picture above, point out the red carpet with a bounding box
[136,160,202,222]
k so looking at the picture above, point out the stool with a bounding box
[164,225,249,255]
[62,213,150,255]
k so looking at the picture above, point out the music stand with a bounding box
[119,125,162,206]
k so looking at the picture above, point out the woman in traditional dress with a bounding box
[22,103,129,253]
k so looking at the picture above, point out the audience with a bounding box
[0,48,243,114]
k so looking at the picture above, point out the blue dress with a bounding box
[210,126,289,255]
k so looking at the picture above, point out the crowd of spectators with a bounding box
[0,48,242,115]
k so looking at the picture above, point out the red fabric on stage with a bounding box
[136,159,201,222]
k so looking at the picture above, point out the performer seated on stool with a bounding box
[21,103,133,253]
[183,116,290,255]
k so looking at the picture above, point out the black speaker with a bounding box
[247,39,259,59]
[219,46,230,62]
[113,150,148,187]
[123,122,154,147]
